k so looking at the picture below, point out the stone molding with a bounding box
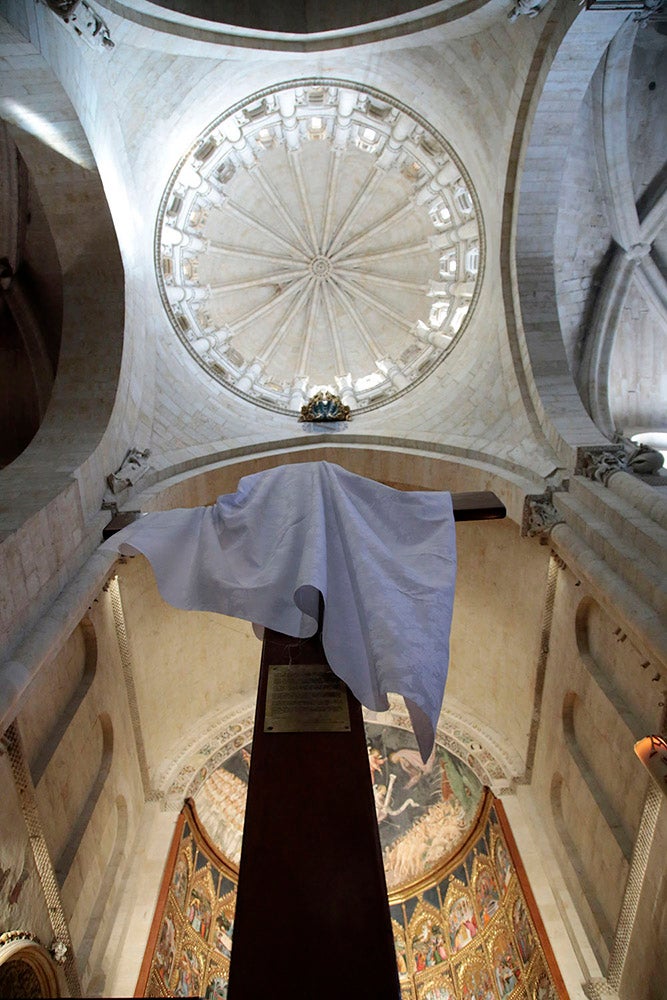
[155,700,257,810]
[92,0,500,54]
[3,723,81,996]
[519,552,562,783]
[107,576,160,801]
[583,979,620,1000]
[607,782,663,990]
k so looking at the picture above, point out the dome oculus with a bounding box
[156,81,483,414]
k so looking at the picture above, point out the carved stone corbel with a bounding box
[507,0,552,21]
[575,445,628,485]
[521,489,565,542]
[42,0,114,50]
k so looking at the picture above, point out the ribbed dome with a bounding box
[157,81,483,414]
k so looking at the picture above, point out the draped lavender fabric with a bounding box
[102,462,456,761]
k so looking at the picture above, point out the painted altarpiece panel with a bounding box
[454,943,496,1000]
[443,880,479,955]
[471,853,501,929]
[408,901,447,976]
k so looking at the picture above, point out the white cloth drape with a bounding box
[102,461,457,760]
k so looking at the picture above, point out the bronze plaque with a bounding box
[264,663,351,732]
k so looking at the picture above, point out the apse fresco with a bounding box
[365,723,484,891]
[193,724,484,891]
[139,729,566,998]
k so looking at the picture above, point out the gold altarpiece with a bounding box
[136,784,566,1000]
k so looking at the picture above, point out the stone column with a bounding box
[191,329,229,357]
[333,89,356,150]
[376,113,413,170]
[278,91,300,152]
[236,359,264,392]
[414,160,459,206]
[335,373,358,408]
[289,375,309,411]
[411,320,451,349]
[376,357,408,389]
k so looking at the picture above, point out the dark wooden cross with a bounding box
[226,490,505,999]
[104,488,505,999]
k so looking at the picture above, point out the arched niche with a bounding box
[137,441,533,524]
[561,691,632,861]
[78,795,129,992]
[574,594,664,736]
[114,444,549,774]
[0,38,124,532]
[56,712,114,887]
[23,616,98,787]
[94,0,500,53]
[550,772,613,968]
[511,6,626,461]
[0,121,62,469]
[0,934,61,998]
[149,0,466,34]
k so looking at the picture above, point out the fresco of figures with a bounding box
[193,725,485,892]
[204,967,229,999]
[411,910,448,972]
[417,976,456,1000]
[187,885,212,940]
[532,967,559,1000]
[456,946,496,1000]
[489,926,522,996]
[194,747,251,865]
[154,910,177,986]
[173,943,204,997]
[365,724,484,891]
[512,896,536,966]
[473,858,501,927]
[447,891,478,953]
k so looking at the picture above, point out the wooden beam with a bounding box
[451,490,506,521]
[227,625,400,999]
[101,489,506,540]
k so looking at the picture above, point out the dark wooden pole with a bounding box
[227,619,400,999]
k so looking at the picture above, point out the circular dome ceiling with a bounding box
[157,81,483,414]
